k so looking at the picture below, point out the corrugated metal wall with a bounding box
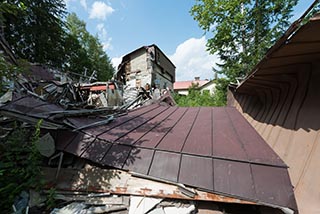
[229,62,320,213]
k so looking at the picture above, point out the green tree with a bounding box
[174,83,224,107]
[191,0,298,81]
[66,13,114,81]
[2,0,67,69]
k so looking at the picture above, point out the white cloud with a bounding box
[96,23,112,51]
[80,0,87,10]
[89,1,114,20]
[102,38,113,51]
[64,0,75,7]
[111,56,123,69]
[169,37,220,81]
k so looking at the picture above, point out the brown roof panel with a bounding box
[85,104,160,136]
[0,96,297,211]
[182,107,213,156]
[156,107,198,152]
[54,130,78,150]
[99,105,169,143]
[64,133,95,156]
[80,139,112,163]
[117,106,178,145]
[101,144,132,168]
[212,107,248,161]
[134,107,187,148]
[225,107,286,166]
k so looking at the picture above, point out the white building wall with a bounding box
[201,82,216,95]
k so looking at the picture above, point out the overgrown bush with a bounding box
[173,79,229,107]
[0,120,43,212]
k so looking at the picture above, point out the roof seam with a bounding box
[153,107,189,149]
[112,105,170,143]
[224,107,251,162]
[130,106,179,146]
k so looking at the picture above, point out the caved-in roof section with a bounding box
[0,97,297,211]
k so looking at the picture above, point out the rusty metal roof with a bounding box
[0,96,297,211]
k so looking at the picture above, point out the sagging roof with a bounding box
[228,10,320,214]
[237,13,320,92]
[0,95,297,212]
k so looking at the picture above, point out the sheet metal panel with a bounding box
[123,148,154,174]
[54,130,78,150]
[2,96,46,114]
[1,96,297,210]
[117,106,178,145]
[251,164,296,209]
[226,107,285,167]
[85,104,160,136]
[80,139,112,163]
[67,117,106,129]
[214,159,256,200]
[157,107,199,152]
[212,108,248,161]
[149,151,180,182]
[64,133,95,156]
[99,105,169,142]
[101,144,132,168]
[179,155,214,190]
[182,107,213,156]
[29,103,62,115]
[134,107,187,148]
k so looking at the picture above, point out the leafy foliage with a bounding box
[190,0,298,81]
[1,1,115,82]
[65,13,115,81]
[0,120,43,212]
[2,0,67,69]
[174,81,227,107]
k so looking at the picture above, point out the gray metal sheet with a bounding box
[251,164,296,209]
[214,159,255,200]
[179,155,214,190]
[149,151,181,182]
[123,148,154,174]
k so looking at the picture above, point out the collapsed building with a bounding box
[2,7,320,214]
[116,45,176,91]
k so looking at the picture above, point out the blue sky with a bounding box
[65,0,312,81]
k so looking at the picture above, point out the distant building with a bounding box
[115,45,175,90]
[174,77,216,95]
